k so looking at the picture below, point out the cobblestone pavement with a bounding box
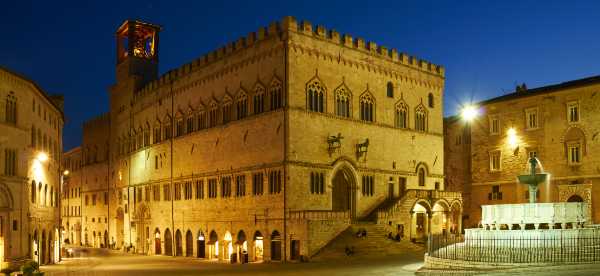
[42,248,425,276]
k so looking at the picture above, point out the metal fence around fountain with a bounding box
[428,230,600,264]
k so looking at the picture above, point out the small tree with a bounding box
[21,260,44,276]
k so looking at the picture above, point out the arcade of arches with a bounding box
[147,228,280,262]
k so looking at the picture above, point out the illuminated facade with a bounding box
[0,67,63,268]
[445,76,600,228]
[63,17,461,262]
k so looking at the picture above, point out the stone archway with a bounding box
[0,183,13,265]
[330,161,358,219]
[134,204,151,254]
[164,228,173,256]
[558,183,592,222]
[185,230,193,257]
[175,230,183,256]
[410,200,432,242]
[115,207,125,249]
[568,195,584,202]
[154,228,161,255]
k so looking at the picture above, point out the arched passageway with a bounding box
[196,231,205,258]
[208,230,218,260]
[223,231,233,261]
[236,230,247,263]
[164,229,173,256]
[154,229,161,255]
[253,231,263,262]
[185,230,193,257]
[270,230,281,261]
[175,230,183,256]
[410,201,431,242]
[115,208,125,249]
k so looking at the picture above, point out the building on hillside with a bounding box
[62,16,461,262]
[445,76,600,229]
[0,66,64,268]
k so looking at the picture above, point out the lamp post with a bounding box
[460,104,479,122]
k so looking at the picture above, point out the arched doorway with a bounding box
[223,231,233,261]
[270,230,281,261]
[134,205,151,254]
[253,231,263,262]
[115,207,125,249]
[411,201,431,242]
[331,166,356,218]
[154,229,161,255]
[196,231,205,258]
[236,230,247,263]
[164,229,173,256]
[175,230,183,256]
[208,230,218,260]
[185,230,193,257]
[568,195,584,202]
[33,230,39,262]
[431,201,449,235]
[41,230,47,264]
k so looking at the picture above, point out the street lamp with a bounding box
[37,152,49,163]
[460,105,479,122]
[63,170,70,176]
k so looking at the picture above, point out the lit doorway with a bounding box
[196,232,205,258]
[253,231,263,262]
[223,231,232,261]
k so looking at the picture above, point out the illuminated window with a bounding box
[307,79,325,112]
[490,150,501,172]
[268,170,282,194]
[415,105,427,131]
[489,116,500,135]
[221,176,232,198]
[567,101,580,123]
[335,85,351,118]
[252,172,264,195]
[270,79,283,110]
[525,108,538,129]
[361,175,374,196]
[568,144,581,165]
[254,85,265,114]
[310,172,324,195]
[235,175,246,197]
[360,93,375,122]
[395,101,408,128]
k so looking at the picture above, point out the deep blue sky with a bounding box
[2,1,599,150]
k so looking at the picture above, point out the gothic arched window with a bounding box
[236,91,248,120]
[418,167,426,186]
[360,93,375,122]
[270,79,283,110]
[253,84,265,114]
[307,80,325,113]
[395,101,408,128]
[335,85,351,118]
[5,93,17,125]
[415,105,427,131]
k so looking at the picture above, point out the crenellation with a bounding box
[247,32,256,45]
[268,21,279,36]
[257,26,266,40]
[355,37,365,50]
[235,37,246,49]
[281,15,297,31]
[300,20,313,34]
[316,25,326,38]
[328,29,340,43]
[390,49,399,60]
[342,34,353,47]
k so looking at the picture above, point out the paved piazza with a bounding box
[43,248,425,276]
[40,248,600,276]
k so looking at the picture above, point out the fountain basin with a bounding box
[516,173,548,186]
[481,202,588,230]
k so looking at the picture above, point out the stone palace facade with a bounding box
[61,17,462,262]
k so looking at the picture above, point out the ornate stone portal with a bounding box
[558,183,592,219]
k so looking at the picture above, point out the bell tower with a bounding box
[115,20,161,87]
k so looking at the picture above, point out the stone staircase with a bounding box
[311,221,425,261]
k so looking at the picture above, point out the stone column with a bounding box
[458,210,463,234]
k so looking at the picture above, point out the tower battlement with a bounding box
[134,16,444,99]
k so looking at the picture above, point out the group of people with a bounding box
[387,232,402,242]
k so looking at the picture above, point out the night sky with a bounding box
[2,1,599,150]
